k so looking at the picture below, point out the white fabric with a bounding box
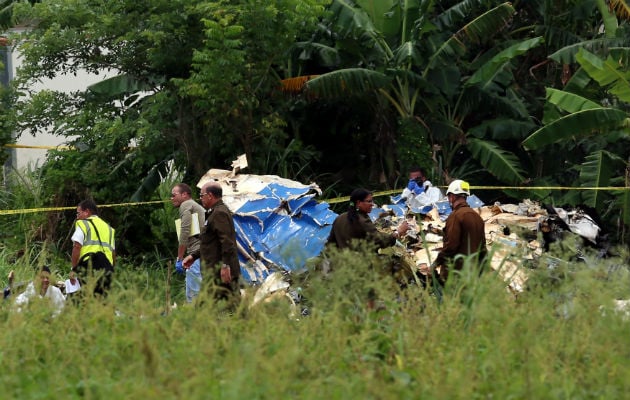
[71,226,85,245]
[408,186,444,209]
[14,282,66,316]
[64,278,81,294]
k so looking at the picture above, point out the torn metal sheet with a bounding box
[196,168,335,283]
[196,158,604,295]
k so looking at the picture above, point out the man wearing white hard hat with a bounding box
[431,179,487,283]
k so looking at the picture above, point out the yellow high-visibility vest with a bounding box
[76,216,115,265]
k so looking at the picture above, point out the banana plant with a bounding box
[299,0,541,185]
[306,0,516,119]
[522,47,630,231]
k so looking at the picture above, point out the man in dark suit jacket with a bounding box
[184,182,240,303]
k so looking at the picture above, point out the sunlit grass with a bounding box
[1,199,630,399]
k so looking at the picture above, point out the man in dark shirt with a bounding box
[328,188,408,250]
[432,179,487,283]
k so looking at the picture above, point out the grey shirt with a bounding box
[178,198,206,256]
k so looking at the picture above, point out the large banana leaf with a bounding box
[564,68,594,93]
[130,159,172,202]
[610,47,630,66]
[579,150,621,209]
[522,108,629,150]
[596,0,619,38]
[392,40,423,66]
[386,68,427,90]
[356,0,422,42]
[295,42,339,67]
[544,88,600,113]
[425,2,515,74]
[468,118,536,140]
[355,0,401,37]
[464,86,530,119]
[305,68,392,97]
[436,0,490,29]
[548,38,621,64]
[576,47,630,103]
[88,74,159,97]
[467,137,526,184]
[329,0,391,61]
[330,0,377,38]
[467,37,543,87]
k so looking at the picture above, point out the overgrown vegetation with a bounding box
[0,240,629,398]
[1,0,630,393]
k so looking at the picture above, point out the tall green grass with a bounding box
[0,243,629,398]
[2,166,630,398]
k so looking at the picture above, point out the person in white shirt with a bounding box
[14,266,65,316]
[64,270,81,302]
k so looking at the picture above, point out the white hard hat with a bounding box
[446,179,470,196]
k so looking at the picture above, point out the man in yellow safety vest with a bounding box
[71,199,116,296]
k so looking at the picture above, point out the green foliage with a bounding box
[0,167,52,252]
[175,0,328,176]
[466,37,544,87]
[0,241,630,397]
[467,138,526,184]
[577,47,630,103]
[8,0,327,255]
[579,150,623,210]
[300,0,536,188]
[0,55,15,162]
[426,2,516,72]
[522,108,628,150]
[396,117,433,178]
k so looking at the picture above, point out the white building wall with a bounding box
[5,29,113,169]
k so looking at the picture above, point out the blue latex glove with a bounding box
[175,259,184,274]
[407,179,424,195]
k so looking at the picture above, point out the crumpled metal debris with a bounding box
[197,156,607,301]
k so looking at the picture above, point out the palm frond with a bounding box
[294,42,340,67]
[425,2,515,73]
[130,159,172,202]
[392,40,423,66]
[467,37,543,87]
[467,138,526,184]
[88,74,159,98]
[544,88,600,113]
[435,0,487,29]
[548,37,625,64]
[305,68,391,97]
[522,108,629,150]
[579,150,622,209]
[455,2,514,44]
[468,118,537,141]
[329,0,378,39]
[576,48,630,103]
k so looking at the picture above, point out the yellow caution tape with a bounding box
[322,186,629,204]
[0,200,168,216]
[470,186,630,191]
[3,144,74,150]
[1,185,629,215]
